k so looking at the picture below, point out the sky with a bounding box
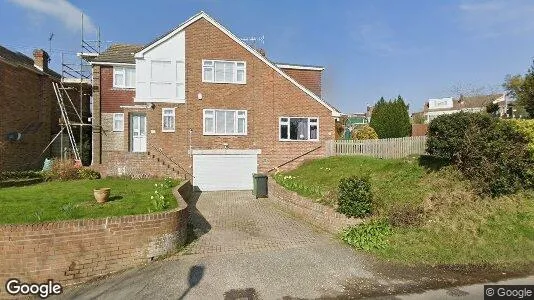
[2,0,534,113]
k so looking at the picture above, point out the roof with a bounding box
[275,62,324,71]
[92,44,144,64]
[424,94,504,112]
[0,44,60,78]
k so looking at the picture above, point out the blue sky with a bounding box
[2,0,534,113]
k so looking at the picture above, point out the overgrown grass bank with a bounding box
[274,156,534,266]
[0,178,178,224]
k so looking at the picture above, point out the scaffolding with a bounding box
[56,13,101,162]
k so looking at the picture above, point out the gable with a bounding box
[135,12,340,116]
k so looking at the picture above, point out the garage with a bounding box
[192,149,260,191]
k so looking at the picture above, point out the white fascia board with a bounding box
[133,98,185,104]
[276,64,324,71]
[191,149,261,155]
[90,62,135,66]
[135,11,341,117]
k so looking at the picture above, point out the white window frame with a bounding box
[202,60,246,84]
[161,108,176,132]
[203,109,247,136]
[279,117,319,141]
[113,66,135,89]
[112,113,124,132]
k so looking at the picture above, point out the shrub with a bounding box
[370,96,411,138]
[426,112,493,161]
[457,120,534,196]
[507,119,534,156]
[46,159,81,181]
[341,219,392,251]
[0,170,43,181]
[77,168,101,180]
[351,124,378,140]
[337,176,373,218]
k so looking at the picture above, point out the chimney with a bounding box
[33,49,49,72]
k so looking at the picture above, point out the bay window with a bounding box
[279,117,318,141]
[203,109,247,135]
[202,60,246,84]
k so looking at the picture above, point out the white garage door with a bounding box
[192,150,259,191]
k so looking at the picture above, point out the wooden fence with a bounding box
[326,136,427,159]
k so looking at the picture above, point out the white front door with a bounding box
[131,114,147,152]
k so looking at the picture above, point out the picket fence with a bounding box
[326,136,427,159]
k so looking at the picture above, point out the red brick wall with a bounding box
[411,124,428,137]
[0,61,52,171]
[95,18,336,175]
[0,182,190,295]
[279,67,322,97]
[100,66,135,113]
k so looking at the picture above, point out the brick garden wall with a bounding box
[267,178,361,233]
[0,181,192,296]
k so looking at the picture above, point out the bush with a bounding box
[508,119,534,155]
[370,96,411,138]
[426,112,493,161]
[457,119,534,196]
[77,168,101,180]
[337,176,373,218]
[341,219,392,250]
[0,170,43,181]
[46,159,81,181]
[351,124,379,140]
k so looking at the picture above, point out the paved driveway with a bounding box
[57,191,376,299]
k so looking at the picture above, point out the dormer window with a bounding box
[202,60,246,84]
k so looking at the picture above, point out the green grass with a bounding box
[0,178,178,224]
[274,156,534,266]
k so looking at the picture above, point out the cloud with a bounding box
[8,0,96,33]
[458,0,534,38]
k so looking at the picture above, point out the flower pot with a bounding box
[94,188,111,203]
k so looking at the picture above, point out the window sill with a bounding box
[203,133,248,136]
[162,130,175,133]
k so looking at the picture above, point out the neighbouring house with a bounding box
[339,113,369,139]
[0,45,91,171]
[418,94,510,123]
[89,11,340,191]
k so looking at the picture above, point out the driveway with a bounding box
[57,191,376,299]
[56,191,531,299]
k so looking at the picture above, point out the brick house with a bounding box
[90,12,340,190]
[0,46,90,171]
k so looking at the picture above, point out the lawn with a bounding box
[274,156,534,267]
[0,178,179,224]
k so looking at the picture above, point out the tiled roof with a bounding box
[0,45,60,78]
[92,44,144,64]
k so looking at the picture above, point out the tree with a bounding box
[503,64,534,118]
[486,103,499,116]
[369,96,411,138]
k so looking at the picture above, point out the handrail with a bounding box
[147,143,194,178]
[267,146,322,173]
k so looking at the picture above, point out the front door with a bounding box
[131,114,147,152]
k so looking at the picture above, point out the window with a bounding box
[202,60,246,84]
[162,108,175,132]
[112,113,124,131]
[279,117,319,141]
[113,66,135,88]
[203,109,247,135]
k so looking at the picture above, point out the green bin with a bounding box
[252,173,268,198]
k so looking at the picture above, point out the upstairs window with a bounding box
[113,66,135,88]
[279,117,318,141]
[203,109,247,135]
[162,108,175,132]
[112,113,124,131]
[202,60,246,84]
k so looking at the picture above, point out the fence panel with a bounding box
[326,136,427,159]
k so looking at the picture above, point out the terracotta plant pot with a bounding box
[94,188,111,203]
